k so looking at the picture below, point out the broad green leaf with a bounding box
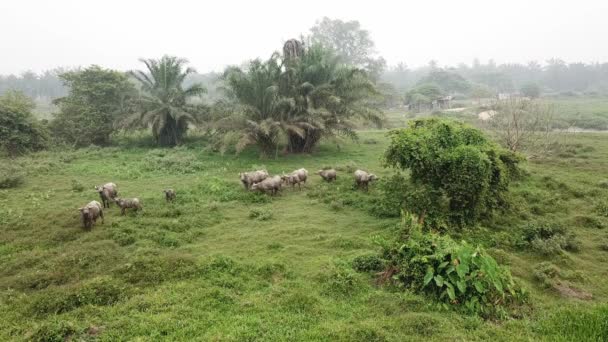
[434,275,444,287]
[424,267,434,286]
[446,286,456,300]
[474,281,485,293]
[456,280,466,293]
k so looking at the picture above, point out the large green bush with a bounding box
[376,214,526,318]
[384,118,522,228]
[50,66,137,146]
[0,90,49,156]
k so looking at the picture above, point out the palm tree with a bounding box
[126,56,206,146]
[280,43,382,153]
[219,56,304,158]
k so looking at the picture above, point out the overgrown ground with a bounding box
[1,128,608,340]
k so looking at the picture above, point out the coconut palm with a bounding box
[125,56,206,146]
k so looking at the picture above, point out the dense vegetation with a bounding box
[0,129,607,340]
[0,15,607,342]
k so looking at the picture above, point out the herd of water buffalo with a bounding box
[78,168,377,229]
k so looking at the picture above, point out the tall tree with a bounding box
[125,56,206,147]
[219,42,382,156]
[309,17,386,79]
[51,66,136,146]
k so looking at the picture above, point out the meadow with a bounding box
[1,115,608,341]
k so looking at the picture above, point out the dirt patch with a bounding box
[554,282,593,300]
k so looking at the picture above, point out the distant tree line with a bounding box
[382,59,608,100]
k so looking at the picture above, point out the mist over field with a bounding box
[1,1,608,341]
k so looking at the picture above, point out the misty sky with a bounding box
[1,0,607,75]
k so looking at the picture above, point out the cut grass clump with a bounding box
[28,319,78,342]
[113,253,200,285]
[533,262,585,289]
[29,276,129,316]
[571,215,605,229]
[536,305,608,341]
[70,179,84,192]
[319,264,364,298]
[249,208,273,221]
[0,166,24,189]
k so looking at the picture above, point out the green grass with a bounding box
[1,129,608,341]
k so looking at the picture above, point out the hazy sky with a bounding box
[1,0,607,74]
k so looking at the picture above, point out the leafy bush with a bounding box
[352,254,384,272]
[0,90,49,156]
[249,208,273,221]
[376,214,525,318]
[597,180,608,189]
[533,262,562,288]
[518,222,580,255]
[320,265,363,297]
[384,118,521,228]
[50,66,137,147]
[369,173,410,218]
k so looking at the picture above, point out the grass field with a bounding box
[1,126,608,340]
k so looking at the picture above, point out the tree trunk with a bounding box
[287,129,321,153]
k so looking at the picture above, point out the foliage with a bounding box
[520,82,541,98]
[486,98,556,153]
[417,70,470,94]
[0,165,25,189]
[384,118,521,228]
[124,56,206,147]
[517,221,580,255]
[219,43,381,156]
[0,90,49,156]
[309,17,386,79]
[376,214,525,318]
[352,254,384,272]
[369,173,410,218]
[50,65,136,146]
[404,83,444,112]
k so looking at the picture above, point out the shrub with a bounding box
[376,214,525,318]
[384,118,521,228]
[29,277,128,316]
[50,66,137,147]
[0,166,25,189]
[113,254,199,285]
[0,90,49,156]
[28,320,77,342]
[597,180,608,189]
[369,173,410,218]
[518,222,580,255]
[352,254,384,272]
[533,262,562,288]
[320,265,363,297]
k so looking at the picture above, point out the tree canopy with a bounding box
[51,66,137,146]
[309,17,386,79]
